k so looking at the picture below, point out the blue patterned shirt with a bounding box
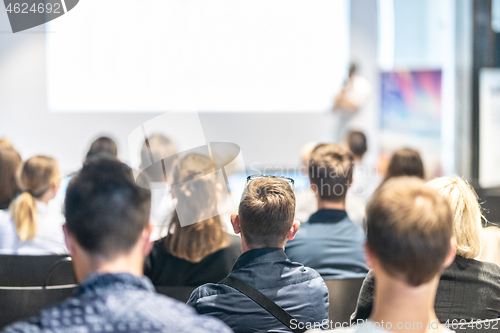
[2,273,233,333]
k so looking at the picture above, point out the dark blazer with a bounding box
[188,248,329,333]
[144,234,241,287]
[352,256,500,322]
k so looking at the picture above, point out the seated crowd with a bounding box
[0,132,499,333]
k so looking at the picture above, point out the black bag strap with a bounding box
[219,276,307,333]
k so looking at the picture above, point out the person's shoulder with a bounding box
[188,282,235,302]
[283,259,325,285]
[473,258,500,273]
[450,255,500,275]
[130,291,233,332]
[1,316,43,333]
[0,209,13,228]
[139,291,234,332]
[150,236,168,254]
[469,257,500,285]
[344,216,367,234]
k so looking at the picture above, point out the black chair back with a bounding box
[324,278,365,325]
[0,255,76,287]
[0,285,76,329]
[155,285,196,303]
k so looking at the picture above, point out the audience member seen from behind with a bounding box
[0,156,65,255]
[344,131,380,228]
[85,136,118,161]
[2,158,232,333]
[144,153,241,286]
[139,134,177,240]
[312,177,456,333]
[188,176,329,333]
[0,147,22,210]
[0,147,22,254]
[285,143,368,279]
[382,148,424,182]
[352,176,500,322]
[53,136,119,214]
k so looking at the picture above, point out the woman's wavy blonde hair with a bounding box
[164,153,229,263]
[426,176,485,259]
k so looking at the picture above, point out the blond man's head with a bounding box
[367,177,454,286]
[238,177,296,248]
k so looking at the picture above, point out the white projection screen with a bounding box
[46,0,349,113]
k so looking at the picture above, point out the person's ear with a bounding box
[63,224,75,256]
[364,242,375,269]
[231,214,241,235]
[53,179,61,194]
[142,223,154,256]
[309,178,317,194]
[443,236,457,269]
[286,220,301,241]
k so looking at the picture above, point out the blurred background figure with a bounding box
[0,139,14,150]
[345,130,380,228]
[0,147,22,210]
[139,134,178,241]
[382,147,425,183]
[0,156,65,255]
[53,135,119,215]
[294,141,318,222]
[144,153,241,287]
[332,63,371,143]
[85,136,118,161]
[286,143,368,280]
[0,146,22,255]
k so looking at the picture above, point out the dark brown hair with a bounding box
[165,153,228,263]
[384,148,424,182]
[0,148,22,210]
[308,143,354,202]
[86,136,118,161]
[366,177,453,286]
[239,177,295,248]
[65,158,150,258]
[347,131,367,158]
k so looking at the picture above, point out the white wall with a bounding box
[0,9,336,176]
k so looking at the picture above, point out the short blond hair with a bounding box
[239,177,295,247]
[426,177,484,259]
[367,177,453,286]
[308,143,354,202]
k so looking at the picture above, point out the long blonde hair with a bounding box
[426,176,484,259]
[165,153,228,263]
[11,156,60,242]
